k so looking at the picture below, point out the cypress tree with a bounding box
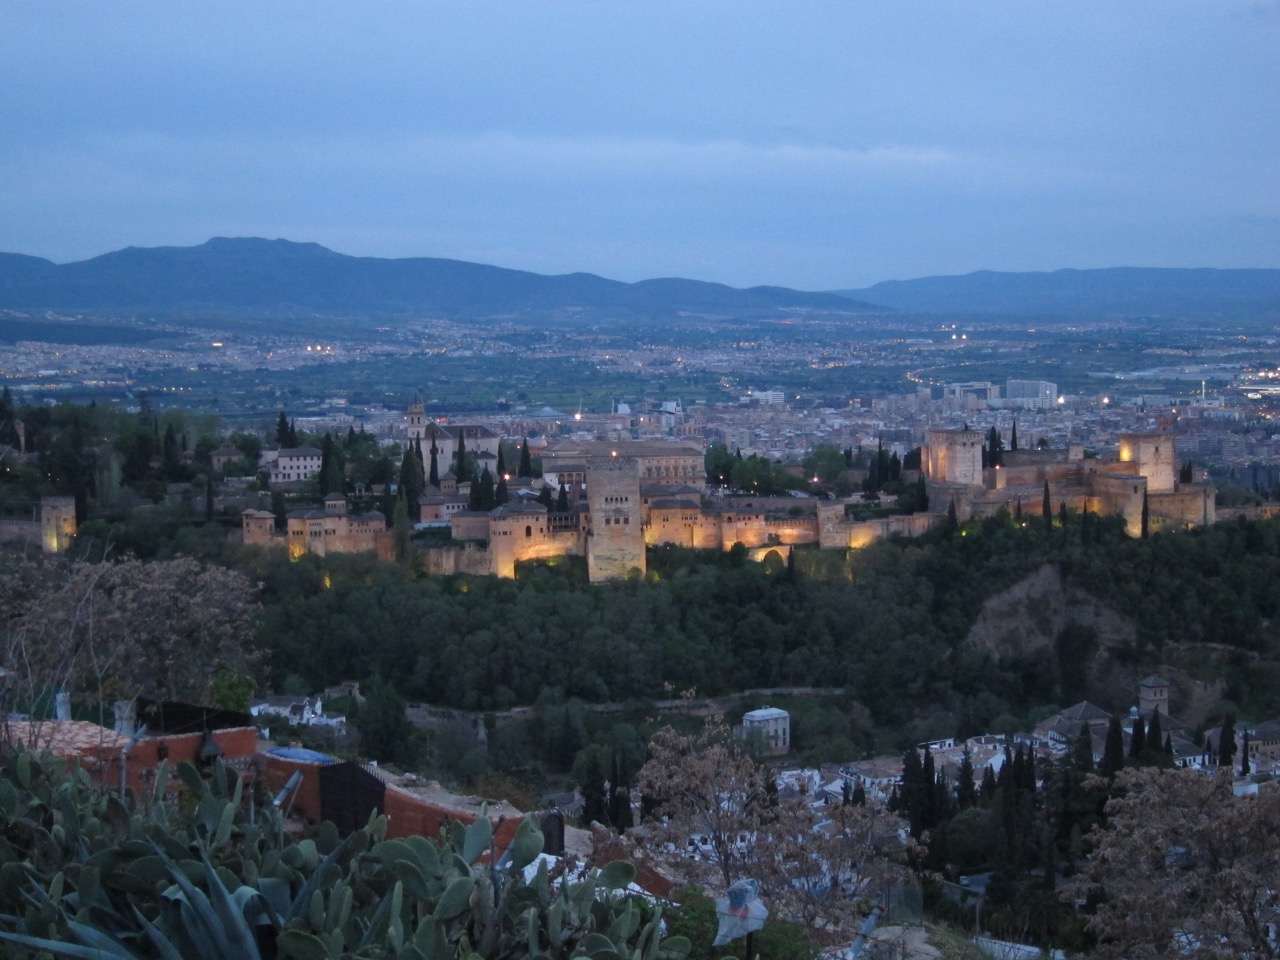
[428,431,440,488]
[496,442,507,478]
[914,475,928,512]
[577,748,609,827]
[921,746,937,829]
[1219,715,1237,769]
[319,432,344,495]
[288,419,298,446]
[162,423,179,472]
[980,765,998,806]
[609,749,633,831]
[851,781,866,806]
[1074,726,1095,772]
[392,491,411,563]
[1000,749,1021,867]
[902,747,925,838]
[537,484,553,508]
[1241,730,1251,776]
[1128,715,1146,760]
[479,465,495,510]
[556,483,569,512]
[276,411,290,448]
[934,768,953,824]
[1010,419,1018,451]
[1010,745,1025,793]
[1015,498,1022,521]
[495,473,509,505]
[1141,489,1150,538]
[957,745,977,809]
[1043,480,1053,528]
[1145,711,1164,765]
[519,437,533,478]
[1100,715,1126,777]
[399,445,424,504]
[454,430,470,483]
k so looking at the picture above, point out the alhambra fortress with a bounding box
[240,398,1218,583]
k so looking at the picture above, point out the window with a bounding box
[525,525,532,537]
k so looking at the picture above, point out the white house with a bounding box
[743,706,790,755]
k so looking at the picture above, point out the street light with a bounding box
[273,770,304,810]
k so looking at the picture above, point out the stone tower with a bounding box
[1139,674,1170,717]
[585,455,645,582]
[1118,433,1175,493]
[925,428,983,486]
[241,509,276,546]
[41,496,76,554]
[406,391,427,443]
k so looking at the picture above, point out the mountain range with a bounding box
[1,238,1277,322]
[0,237,871,322]
[835,267,1280,318]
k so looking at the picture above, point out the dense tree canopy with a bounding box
[1066,768,1280,960]
[243,513,1280,742]
[0,555,260,726]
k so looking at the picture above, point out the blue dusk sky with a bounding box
[2,2,1277,289]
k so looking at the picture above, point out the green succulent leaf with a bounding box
[277,928,333,960]
[461,813,492,865]
[510,816,545,872]
[433,876,476,921]
[598,861,636,891]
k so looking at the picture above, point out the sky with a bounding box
[2,2,1278,289]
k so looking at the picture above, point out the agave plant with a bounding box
[0,746,692,960]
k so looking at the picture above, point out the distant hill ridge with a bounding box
[0,237,875,321]
[835,266,1280,317]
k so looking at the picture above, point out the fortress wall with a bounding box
[837,512,938,549]
[995,461,1086,490]
[0,518,40,547]
[449,514,491,541]
[720,517,769,549]
[1218,503,1280,522]
[762,517,820,544]
[489,510,581,577]
[645,506,719,548]
[1150,486,1216,528]
[420,543,493,577]
[1088,472,1146,536]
